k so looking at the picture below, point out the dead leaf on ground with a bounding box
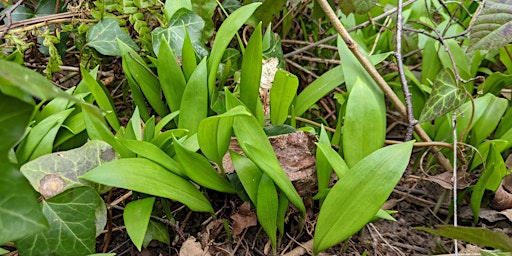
[230,202,257,237]
[179,237,209,256]
[429,171,475,190]
[490,174,512,210]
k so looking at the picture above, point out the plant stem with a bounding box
[395,0,417,141]
[315,0,453,172]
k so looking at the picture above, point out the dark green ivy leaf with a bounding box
[152,8,208,57]
[340,0,378,15]
[468,0,512,52]
[88,18,139,56]
[419,68,466,123]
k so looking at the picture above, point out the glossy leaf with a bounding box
[80,65,120,131]
[179,57,208,135]
[174,138,235,193]
[470,94,507,145]
[270,70,299,125]
[471,143,507,223]
[143,220,170,248]
[295,65,344,117]
[152,8,208,57]
[417,226,512,251]
[239,22,262,117]
[154,111,180,136]
[0,92,33,153]
[164,0,191,19]
[16,186,98,256]
[16,109,73,164]
[315,142,349,178]
[226,90,306,216]
[198,105,250,165]
[182,28,198,81]
[343,77,386,167]
[157,37,187,113]
[468,0,512,52]
[420,39,441,86]
[124,197,155,251]
[419,68,466,123]
[470,140,509,171]
[88,18,138,56]
[256,174,278,252]
[80,158,213,212]
[479,72,512,96]
[229,151,262,205]
[313,141,414,254]
[207,3,261,95]
[315,126,331,200]
[119,139,185,177]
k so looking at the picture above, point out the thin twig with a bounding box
[315,0,453,171]
[452,111,459,256]
[395,0,417,141]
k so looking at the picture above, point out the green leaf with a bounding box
[295,65,344,117]
[192,0,217,41]
[182,28,198,81]
[468,0,512,52]
[256,174,278,252]
[16,109,74,164]
[80,65,120,131]
[470,140,509,171]
[208,3,262,96]
[174,138,235,193]
[178,57,208,135]
[16,187,98,256]
[198,105,251,165]
[419,68,466,123]
[120,139,186,177]
[253,0,286,25]
[270,70,299,125]
[229,151,263,205]
[416,226,512,251]
[124,197,155,251]
[118,40,169,118]
[225,90,306,217]
[470,94,507,145]
[479,72,512,96]
[0,92,33,153]
[352,0,378,14]
[343,77,386,167]
[0,161,49,245]
[81,158,213,212]
[142,219,171,247]
[88,18,139,56]
[239,23,262,118]
[152,8,208,57]
[471,143,507,223]
[315,142,349,178]
[420,39,441,86]
[313,141,414,254]
[154,111,181,136]
[164,0,192,19]
[21,140,118,197]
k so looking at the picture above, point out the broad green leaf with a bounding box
[208,3,261,96]
[182,28,198,81]
[479,72,512,96]
[178,57,208,135]
[16,186,98,256]
[343,77,386,167]
[142,220,170,248]
[352,0,378,14]
[0,161,49,245]
[471,143,507,223]
[120,139,185,177]
[198,105,250,165]
[21,140,118,198]
[239,23,262,118]
[270,70,298,125]
[152,8,208,57]
[174,139,235,193]
[16,109,74,164]
[256,174,278,252]
[164,0,192,19]
[154,111,180,136]
[225,90,306,216]
[191,0,217,40]
[118,40,169,118]
[262,23,285,69]
[123,107,142,141]
[80,65,120,131]
[35,87,74,123]
[124,197,155,251]
[470,94,507,145]
[0,92,33,153]
[0,248,8,254]
[316,142,349,178]
[416,226,512,251]
[468,0,512,52]
[229,151,262,205]
[419,68,466,123]
[295,65,344,117]
[80,158,214,213]
[313,141,414,254]
[470,140,509,171]
[421,39,441,86]
[119,57,150,120]
[88,18,139,56]
[157,37,186,113]
[276,191,288,240]
[496,105,512,140]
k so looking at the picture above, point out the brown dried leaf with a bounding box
[430,171,475,190]
[490,175,512,210]
[230,202,257,236]
[179,237,209,256]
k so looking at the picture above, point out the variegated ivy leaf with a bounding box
[468,0,512,52]
[419,68,466,123]
[88,19,139,56]
[339,0,378,15]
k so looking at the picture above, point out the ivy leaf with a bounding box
[152,8,208,57]
[419,68,466,123]
[16,187,99,256]
[88,18,139,56]
[339,0,378,15]
[468,0,512,52]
